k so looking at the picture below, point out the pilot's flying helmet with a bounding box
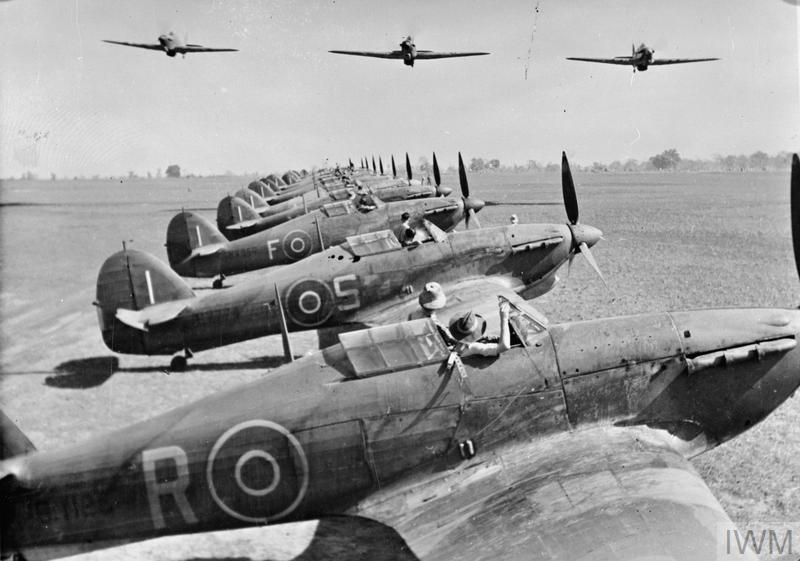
[418,282,446,311]
[449,311,487,342]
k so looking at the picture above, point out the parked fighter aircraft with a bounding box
[567,42,718,72]
[102,31,238,57]
[96,153,603,370]
[167,154,484,285]
[330,36,489,67]
[218,154,447,237]
[5,157,800,561]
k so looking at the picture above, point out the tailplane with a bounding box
[166,211,228,274]
[0,410,35,460]
[248,180,277,199]
[95,248,194,353]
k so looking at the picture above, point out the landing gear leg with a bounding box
[212,274,226,289]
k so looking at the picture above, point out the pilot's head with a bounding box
[449,311,487,343]
[419,282,446,312]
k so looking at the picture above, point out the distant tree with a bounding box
[128,171,137,180]
[165,164,181,178]
[50,172,57,181]
[487,158,500,170]
[470,158,485,172]
[544,162,559,172]
[749,151,769,170]
[146,171,152,179]
[417,156,430,174]
[649,149,681,171]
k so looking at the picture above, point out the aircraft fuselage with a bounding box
[5,306,800,559]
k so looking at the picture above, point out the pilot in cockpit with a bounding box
[356,186,377,212]
[449,299,512,358]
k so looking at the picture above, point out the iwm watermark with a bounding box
[718,523,799,560]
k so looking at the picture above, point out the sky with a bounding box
[1,0,798,177]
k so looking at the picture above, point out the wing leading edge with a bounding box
[566,57,634,65]
[414,51,490,60]
[355,426,753,561]
[101,40,164,51]
[178,45,239,53]
[328,50,404,59]
[649,57,719,65]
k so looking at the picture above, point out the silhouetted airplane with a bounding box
[102,31,238,58]
[567,42,718,72]
[330,36,489,67]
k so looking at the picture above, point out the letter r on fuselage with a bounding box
[142,445,198,529]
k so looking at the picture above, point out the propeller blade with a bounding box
[406,153,412,183]
[433,152,441,187]
[372,156,376,174]
[379,157,384,175]
[562,151,579,225]
[578,242,608,289]
[792,154,800,281]
[391,155,397,178]
[458,152,469,198]
[466,209,481,229]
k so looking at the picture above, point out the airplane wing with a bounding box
[356,425,753,560]
[565,57,634,65]
[176,45,238,53]
[414,51,490,60]
[649,57,719,65]
[328,50,404,59]
[102,40,164,51]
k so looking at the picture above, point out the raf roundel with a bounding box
[283,230,313,261]
[206,420,309,523]
[284,278,335,327]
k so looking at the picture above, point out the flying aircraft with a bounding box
[96,153,603,370]
[567,42,718,72]
[166,155,485,285]
[330,36,489,67]
[102,31,238,57]
[4,157,800,561]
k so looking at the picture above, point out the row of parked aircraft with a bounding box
[103,32,718,71]
[3,153,799,560]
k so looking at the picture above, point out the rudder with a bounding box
[217,195,261,234]
[166,211,227,269]
[95,248,193,353]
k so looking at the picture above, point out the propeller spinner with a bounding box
[458,152,485,229]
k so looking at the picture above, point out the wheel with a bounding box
[212,278,223,289]
[170,355,187,372]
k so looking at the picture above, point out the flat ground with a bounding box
[2,169,798,558]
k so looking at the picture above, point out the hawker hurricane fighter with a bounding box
[5,158,800,561]
[167,154,485,285]
[102,31,238,57]
[567,42,718,72]
[330,36,489,67]
[219,154,448,237]
[96,153,603,370]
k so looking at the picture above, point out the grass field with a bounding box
[1,168,798,557]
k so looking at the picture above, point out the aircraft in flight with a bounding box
[102,31,238,57]
[567,42,718,72]
[4,157,800,561]
[330,36,489,67]
[166,154,484,285]
[95,153,603,370]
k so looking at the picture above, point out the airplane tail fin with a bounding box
[166,211,228,271]
[1,410,35,460]
[217,195,262,233]
[248,180,277,199]
[95,248,194,353]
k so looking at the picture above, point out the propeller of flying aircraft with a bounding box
[431,153,453,197]
[561,151,607,287]
[458,152,485,229]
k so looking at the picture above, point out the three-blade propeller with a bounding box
[562,151,606,287]
[458,152,485,229]
[431,153,452,197]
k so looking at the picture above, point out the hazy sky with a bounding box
[1,0,798,177]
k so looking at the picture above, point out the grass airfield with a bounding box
[1,168,798,558]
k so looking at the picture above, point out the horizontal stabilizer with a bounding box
[1,410,36,460]
[225,219,261,231]
[189,243,225,258]
[116,299,190,331]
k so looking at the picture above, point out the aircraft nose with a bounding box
[571,223,603,249]
[464,196,485,214]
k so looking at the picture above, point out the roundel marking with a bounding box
[284,278,334,327]
[206,419,309,524]
[283,230,313,261]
